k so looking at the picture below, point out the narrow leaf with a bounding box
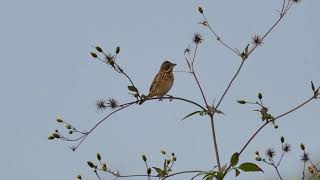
[311,81,315,91]
[238,162,263,172]
[181,111,201,120]
[128,86,138,92]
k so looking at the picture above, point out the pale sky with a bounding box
[1,0,319,180]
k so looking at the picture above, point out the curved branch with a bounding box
[72,96,206,150]
[224,95,315,177]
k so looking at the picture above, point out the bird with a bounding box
[139,60,176,104]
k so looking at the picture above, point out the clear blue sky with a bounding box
[1,0,319,180]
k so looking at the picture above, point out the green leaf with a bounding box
[181,111,201,120]
[235,169,240,177]
[128,86,138,92]
[311,81,315,91]
[238,162,263,172]
[87,161,95,168]
[244,44,249,54]
[237,100,246,104]
[152,167,164,177]
[96,153,101,161]
[230,152,239,167]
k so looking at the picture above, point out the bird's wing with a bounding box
[148,73,162,96]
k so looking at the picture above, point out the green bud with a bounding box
[97,153,101,161]
[300,143,305,151]
[95,46,103,52]
[87,161,95,168]
[255,156,262,161]
[147,168,152,175]
[90,52,98,58]
[160,150,166,155]
[56,118,63,123]
[116,46,120,54]
[142,154,147,162]
[258,93,263,100]
[77,175,82,180]
[255,151,259,156]
[55,129,59,133]
[237,100,246,104]
[167,159,171,164]
[102,162,107,171]
[52,133,60,138]
[274,125,278,129]
[173,157,177,161]
[69,130,73,134]
[280,136,284,143]
[65,124,72,129]
[48,135,55,140]
[198,6,203,14]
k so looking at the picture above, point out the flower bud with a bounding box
[95,46,103,52]
[198,6,203,14]
[116,46,120,54]
[90,52,98,58]
[142,154,147,162]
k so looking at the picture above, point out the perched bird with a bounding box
[140,60,176,104]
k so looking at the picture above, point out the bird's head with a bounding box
[160,60,176,73]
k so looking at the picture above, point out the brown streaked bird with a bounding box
[148,60,176,97]
[140,60,176,104]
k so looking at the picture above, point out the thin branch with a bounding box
[105,170,205,179]
[224,96,315,177]
[70,96,207,150]
[209,114,221,171]
[189,44,221,170]
[201,14,240,56]
[273,165,283,180]
[248,0,295,57]
[216,60,245,109]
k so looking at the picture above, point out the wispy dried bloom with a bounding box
[184,47,191,54]
[266,148,276,159]
[105,53,115,65]
[301,152,309,162]
[193,33,203,44]
[251,35,263,46]
[107,98,119,109]
[96,99,107,111]
[283,143,291,153]
[198,20,208,26]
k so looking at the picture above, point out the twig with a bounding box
[70,96,207,150]
[201,14,240,56]
[224,96,315,177]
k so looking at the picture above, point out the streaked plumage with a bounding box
[147,60,176,98]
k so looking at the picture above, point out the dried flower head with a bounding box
[184,47,191,54]
[193,33,203,44]
[266,148,276,159]
[198,20,208,26]
[96,99,107,111]
[107,98,119,109]
[105,53,115,65]
[251,35,263,46]
[283,143,291,153]
[301,152,309,162]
